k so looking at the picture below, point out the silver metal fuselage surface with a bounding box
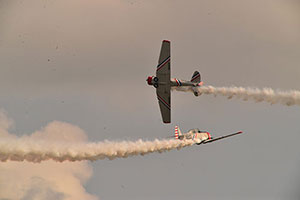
[178,129,210,144]
[170,79,198,87]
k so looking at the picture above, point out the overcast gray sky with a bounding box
[1,0,300,199]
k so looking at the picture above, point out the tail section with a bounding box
[191,71,203,96]
[191,71,201,83]
[175,126,182,139]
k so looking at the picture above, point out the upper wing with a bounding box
[156,40,171,123]
[202,131,243,144]
[156,40,170,86]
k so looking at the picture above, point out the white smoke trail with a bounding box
[0,117,194,199]
[172,86,300,106]
[0,138,195,163]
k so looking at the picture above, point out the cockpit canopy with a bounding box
[188,128,206,134]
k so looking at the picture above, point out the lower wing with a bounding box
[202,131,243,144]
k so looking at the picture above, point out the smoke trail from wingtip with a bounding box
[173,86,300,106]
[0,138,195,163]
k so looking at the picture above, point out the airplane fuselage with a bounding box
[177,128,212,145]
[147,76,200,87]
[175,126,243,145]
[170,78,200,87]
[147,76,202,97]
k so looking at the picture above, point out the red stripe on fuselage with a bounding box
[207,132,211,139]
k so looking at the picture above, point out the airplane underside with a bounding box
[146,40,202,123]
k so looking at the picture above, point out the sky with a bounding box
[1,0,300,199]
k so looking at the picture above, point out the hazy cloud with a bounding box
[0,110,98,200]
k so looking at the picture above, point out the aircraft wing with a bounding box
[157,86,171,123]
[156,40,170,82]
[156,40,171,123]
[202,131,243,144]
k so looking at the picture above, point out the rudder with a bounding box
[191,71,201,83]
[175,126,182,139]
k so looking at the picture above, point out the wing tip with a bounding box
[163,40,170,43]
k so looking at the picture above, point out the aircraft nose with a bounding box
[147,76,153,85]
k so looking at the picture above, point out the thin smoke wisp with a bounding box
[173,86,300,106]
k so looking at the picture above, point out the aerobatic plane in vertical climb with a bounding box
[146,40,203,123]
[173,126,243,145]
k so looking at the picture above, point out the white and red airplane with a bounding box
[147,40,203,123]
[174,126,243,145]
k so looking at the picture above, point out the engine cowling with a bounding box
[147,76,153,85]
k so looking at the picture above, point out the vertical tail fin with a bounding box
[175,126,182,139]
[191,71,203,96]
[191,71,201,83]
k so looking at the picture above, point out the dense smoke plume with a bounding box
[0,111,195,200]
[0,138,194,163]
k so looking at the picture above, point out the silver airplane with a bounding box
[147,40,203,123]
[174,126,243,145]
